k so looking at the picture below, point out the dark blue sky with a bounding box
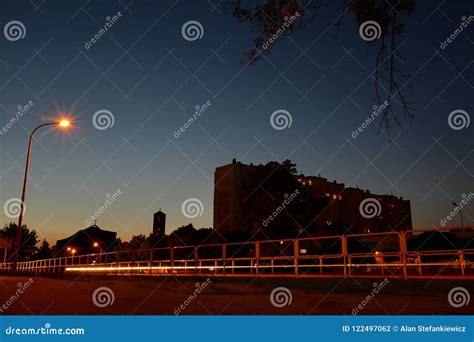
[0,0,473,242]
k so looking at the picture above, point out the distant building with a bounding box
[213,160,412,237]
[213,161,262,235]
[298,175,412,233]
[54,225,117,257]
[153,209,166,238]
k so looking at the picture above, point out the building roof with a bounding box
[56,225,117,245]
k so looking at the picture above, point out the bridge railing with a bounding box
[1,227,473,279]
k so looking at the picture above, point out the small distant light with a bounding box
[67,247,71,251]
[93,242,99,247]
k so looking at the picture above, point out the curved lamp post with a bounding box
[12,119,71,270]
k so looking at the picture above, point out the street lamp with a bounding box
[93,242,103,264]
[12,118,72,270]
[70,248,77,265]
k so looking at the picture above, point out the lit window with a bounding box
[332,194,337,200]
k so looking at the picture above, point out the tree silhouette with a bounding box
[0,223,39,261]
[226,0,417,135]
[37,239,52,260]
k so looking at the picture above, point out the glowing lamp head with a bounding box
[67,247,71,251]
[93,242,99,247]
[58,119,70,128]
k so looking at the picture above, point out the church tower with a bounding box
[153,209,166,238]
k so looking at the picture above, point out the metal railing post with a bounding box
[170,248,174,274]
[255,242,260,275]
[222,244,226,276]
[149,249,153,276]
[459,250,465,276]
[294,239,299,277]
[401,232,407,280]
[342,236,347,276]
[194,247,198,275]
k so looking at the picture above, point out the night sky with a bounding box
[0,0,472,243]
